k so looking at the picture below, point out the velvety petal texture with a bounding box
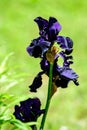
[57,36,73,54]
[29,71,44,92]
[34,16,62,41]
[40,55,79,88]
[27,37,51,58]
[34,17,48,36]
[48,17,62,41]
[13,98,44,123]
[56,66,79,88]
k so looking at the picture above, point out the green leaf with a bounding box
[0,52,14,76]
[10,119,30,130]
[0,115,11,124]
[0,94,31,116]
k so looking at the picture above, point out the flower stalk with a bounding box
[39,63,53,130]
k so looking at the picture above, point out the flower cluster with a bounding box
[13,17,79,129]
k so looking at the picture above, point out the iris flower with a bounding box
[13,98,44,123]
[27,16,79,92]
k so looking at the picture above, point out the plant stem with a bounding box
[32,125,37,130]
[39,63,53,130]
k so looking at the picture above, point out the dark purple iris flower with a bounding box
[13,98,44,123]
[27,37,51,58]
[34,16,62,41]
[26,16,79,91]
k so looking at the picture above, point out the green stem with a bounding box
[32,125,37,130]
[39,63,53,130]
[34,125,37,130]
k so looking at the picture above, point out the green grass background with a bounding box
[0,0,87,130]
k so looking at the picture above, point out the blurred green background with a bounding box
[0,0,87,130]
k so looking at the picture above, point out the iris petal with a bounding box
[29,71,44,92]
[27,37,51,58]
[34,17,48,32]
[57,36,73,54]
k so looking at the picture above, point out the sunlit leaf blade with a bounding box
[0,52,14,75]
[10,119,37,130]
